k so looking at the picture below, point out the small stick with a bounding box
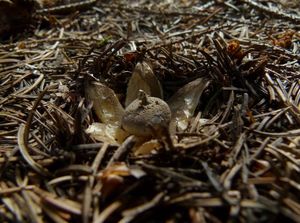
[242,0,300,24]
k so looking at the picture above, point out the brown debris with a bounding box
[1,0,300,222]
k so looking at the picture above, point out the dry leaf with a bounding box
[100,162,145,198]
[125,61,163,107]
[168,78,210,133]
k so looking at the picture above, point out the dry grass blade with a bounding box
[16,87,51,176]
[93,201,122,223]
[107,135,136,166]
[170,194,223,207]
[19,188,43,223]
[17,124,50,177]
[242,0,300,23]
[82,143,109,223]
[82,179,92,223]
[0,182,23,222]
[33,187,82,216]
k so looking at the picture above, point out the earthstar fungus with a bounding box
[122,90,171,137]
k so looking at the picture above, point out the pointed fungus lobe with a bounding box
[168,77,211,132]
[85,80,124,125]
[122,90,171,137]
[125,61,163,107]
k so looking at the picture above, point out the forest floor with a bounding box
[1,0,300,222]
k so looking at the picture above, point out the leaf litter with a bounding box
[0,0,300,222]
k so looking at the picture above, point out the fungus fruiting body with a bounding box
[122,90,171,137]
